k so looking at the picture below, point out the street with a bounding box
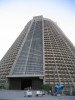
[0,90,75,100]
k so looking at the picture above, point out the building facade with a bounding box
[0,16,75,90]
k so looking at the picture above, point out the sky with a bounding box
[0,0,75,60]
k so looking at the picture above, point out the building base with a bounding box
[8,77,43,90]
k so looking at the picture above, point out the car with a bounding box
[26,90,32,97]
[35,90,43,96]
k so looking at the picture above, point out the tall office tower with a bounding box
[0,16,75,90]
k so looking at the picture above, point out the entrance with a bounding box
[9,77,43,90]
[21,78,32,90]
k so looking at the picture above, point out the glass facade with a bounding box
[12,21,43,75]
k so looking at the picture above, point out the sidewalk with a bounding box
[0,90,75,100]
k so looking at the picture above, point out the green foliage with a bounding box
[0,85,6,89]
[64,91,70,95]
[41,84,52,93]
[72,91,75,96]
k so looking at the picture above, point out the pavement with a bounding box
[0,90,75,100]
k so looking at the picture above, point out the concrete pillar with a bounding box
[70,87,72,95]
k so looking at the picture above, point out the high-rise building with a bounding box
[0,16,75,90]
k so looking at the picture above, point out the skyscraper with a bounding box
[0,16,75,90]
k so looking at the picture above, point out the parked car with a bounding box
[35,90,43,96]
[26,90,32,97]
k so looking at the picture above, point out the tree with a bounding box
[41,84,52,94]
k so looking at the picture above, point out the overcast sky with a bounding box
[0,0,75,60]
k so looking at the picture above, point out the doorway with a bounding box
[21,78,32,90]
